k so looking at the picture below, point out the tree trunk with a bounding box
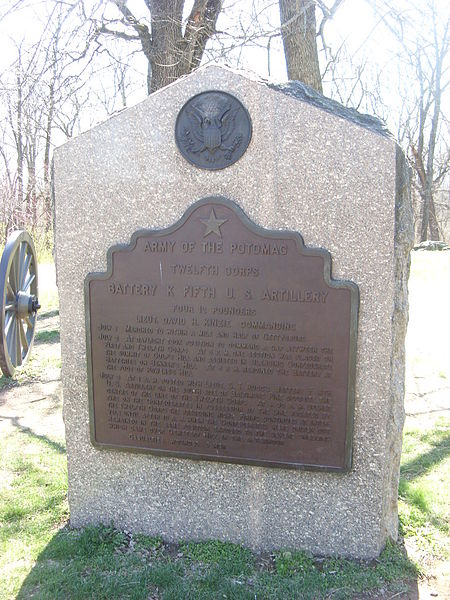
[279,0,322,93]
[26,159,37,228]
[43,79,55,231]
[16,68,24,220]
[420,187,431,242]
[147,0,223,93]
[148,0,185,93]
[110,0,222,94]
[149,58,187,94]
[428,193,440,240]
[420,187,440,241]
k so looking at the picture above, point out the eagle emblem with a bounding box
[175,91,252,170]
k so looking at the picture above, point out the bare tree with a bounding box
[3,0,447,247]
[93,0,347,95]
[96,0,224,94]
[368,0,450,241]
[408,30,449,241]
[0,2,102,238]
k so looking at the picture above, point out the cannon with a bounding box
[0,230,40,377]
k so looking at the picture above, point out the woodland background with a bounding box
[0,0,448,251]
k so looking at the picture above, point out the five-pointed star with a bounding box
[200,209,228,237]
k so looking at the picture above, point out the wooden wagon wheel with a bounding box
[0,230,40,377]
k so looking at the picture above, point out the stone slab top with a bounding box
[269,80,390,138]
[54,65,390,157]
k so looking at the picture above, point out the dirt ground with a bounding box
[0,257,448,599]
[0,263,63,442]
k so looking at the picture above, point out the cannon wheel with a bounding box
[0,231,40,377]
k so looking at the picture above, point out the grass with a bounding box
[33,232,54,265]
[0,430,68,600]
[0,443,420,600]
[2,421,443,599]
[37,262,59,315]
[0,253,448,598]
[35,329,60,344]
[398,418,450,561]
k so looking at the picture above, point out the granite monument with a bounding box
[53,66,413,558]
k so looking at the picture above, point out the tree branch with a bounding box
[317,0,344,41]
[97,25,140,42]
[109,0,154,62]
[183,0,223,70]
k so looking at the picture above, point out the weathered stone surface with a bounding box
[270,80,390,137]
[53,65,413,558]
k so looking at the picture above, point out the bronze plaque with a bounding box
[86,198,358,471]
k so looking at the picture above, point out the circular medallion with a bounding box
[175,91,252,170]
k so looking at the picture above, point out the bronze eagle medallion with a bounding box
[175,91,252,170]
